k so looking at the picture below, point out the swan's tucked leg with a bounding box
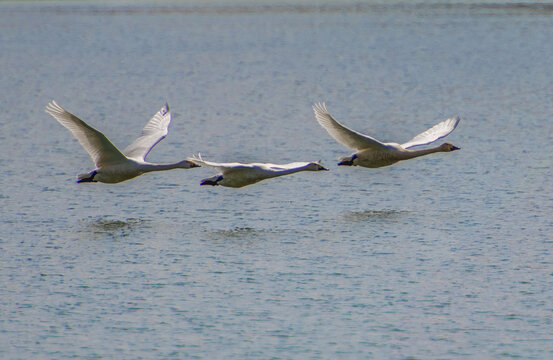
[338,154,357,166]
[200,175,223,186]
[77,170,98,183]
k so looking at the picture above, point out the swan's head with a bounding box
[441,142,460,152]
[179,160,201,169]
[338,154,357,166]
[306,162,329,171]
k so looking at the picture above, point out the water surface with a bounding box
[1,1,552,359]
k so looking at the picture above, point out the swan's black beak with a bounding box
[318,165,329,171]
[451,145,461,151]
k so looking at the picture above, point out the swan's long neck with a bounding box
[138,160,192,173]
[268,164,312,178]
[400,146,444,160]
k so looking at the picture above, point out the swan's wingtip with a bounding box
[186,152,204,163]
[312,101,326,109]
[45,100,62,113]
[312,102,328,115]
[159,102,170,116]
[442,115,461,128]
[452,116,461,127]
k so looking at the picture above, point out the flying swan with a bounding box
[313,102,460,168]
[45,101,199,183]
[187,154,328,188]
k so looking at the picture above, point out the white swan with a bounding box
[187,154,328,188]
[313,102,460,168]
[45,101,199,183]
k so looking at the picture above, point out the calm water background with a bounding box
[1,1,552,358]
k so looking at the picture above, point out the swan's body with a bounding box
[188,155,328,188]
[45,101,198,183]
[313,102,460,168]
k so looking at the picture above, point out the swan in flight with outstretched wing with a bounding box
[45,101,198,183]
[187,154,328,188]
[312,102,460,168]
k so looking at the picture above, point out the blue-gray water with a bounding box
[1,1,552,359]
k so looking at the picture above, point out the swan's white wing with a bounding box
[123,103,171,162]
[312,102,388,151]
[261,162,310,171]
[401,116,461,149]
[187,155,254,174]
[45,101,127,167]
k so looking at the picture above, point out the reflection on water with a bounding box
[204,226,277,242]
[80,217,149,239]
[209,226,259,237]
[342,209,409,222]
[202,227,278,248]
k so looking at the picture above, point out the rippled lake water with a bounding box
[1,1,552,358]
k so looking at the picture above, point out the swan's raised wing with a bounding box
[123,103,171,162]
[401,116,460,149]
[312,102,388,151]
[45,101,127,167]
